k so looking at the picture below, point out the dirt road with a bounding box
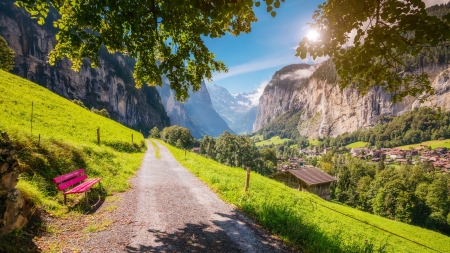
[77,141,293,252]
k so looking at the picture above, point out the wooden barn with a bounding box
[270,165,336,199]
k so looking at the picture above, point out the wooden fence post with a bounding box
[244,167,251,192]
[132,134,133,143]
[38,134,40,147]
[30,102,33,134]
[97,128,101,145]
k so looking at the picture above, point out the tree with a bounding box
[0,35,14,71]
[261,148,277,166]
[16,0,282,101]
[160,125,194,149]
[149,127,160,139]
[297,0,450,101]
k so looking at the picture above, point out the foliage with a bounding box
[90,107,110,118]
[72,99,88,110]
[0,35,15,71]
[149,126,160,139]
[328,155,450,234]
[162,141,450,253]
[0,70,145,215]
[15,0,284,102]
[160,125,194,149]
[199,132,275,176]
[297,0,450,102]
[256,107,303,140]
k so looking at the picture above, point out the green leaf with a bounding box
[274,0,280,8]
[255,1,261,7]
[267,6,272,12]
[271,11,276,18]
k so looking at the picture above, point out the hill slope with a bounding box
[0,0,170,134]
[0,69,146,216]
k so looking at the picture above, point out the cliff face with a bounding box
[254,62,450,138]
[0,0,170,134]
[157,80,234,138]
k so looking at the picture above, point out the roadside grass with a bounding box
[397,139,450,150]
[150,139,161,159]
[161,141,450,253]
[0,70,146,216]
[346,141,369,148]
[255,136,291,147]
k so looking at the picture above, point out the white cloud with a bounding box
[210,56,294,82]
[279,65,318,81]
[423,0,448,7]
[247,80,269,107]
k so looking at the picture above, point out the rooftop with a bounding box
[288,166,336,186]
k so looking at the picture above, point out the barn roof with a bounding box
[288,166,336,186]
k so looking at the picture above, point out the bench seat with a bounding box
[53,169,103,205]
[64,178,102,195]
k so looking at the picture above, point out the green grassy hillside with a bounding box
[0,70,146,214]
[254,136,291,147]
[161,141,450,252]
[346,141,369,148]
[397,139,450,150]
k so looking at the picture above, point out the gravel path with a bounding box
[73,141,294,252]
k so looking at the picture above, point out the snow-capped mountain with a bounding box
[207,84,259,134]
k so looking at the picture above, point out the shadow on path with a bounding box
[125,211,291,253]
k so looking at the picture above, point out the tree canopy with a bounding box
[0,35,15,71]
[297,0,450,101]
[16,0,283,101]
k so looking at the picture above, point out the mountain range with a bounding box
[206,84,258,134]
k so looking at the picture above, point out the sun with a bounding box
[306,29,320,41]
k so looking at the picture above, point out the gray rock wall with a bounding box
[254,63,450,138]
[0,132,27,236]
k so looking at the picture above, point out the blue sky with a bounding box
[203,0,324,94]
[203,0,447,95]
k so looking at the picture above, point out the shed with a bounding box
[270,165,336,199]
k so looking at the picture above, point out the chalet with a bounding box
[435,147,447,155]
[192,147,200,153]
[350,148,369,157]
[270,165,336,199]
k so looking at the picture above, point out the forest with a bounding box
[321,153,450,235]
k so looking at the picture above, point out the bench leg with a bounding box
[64,194,67,205]
[85,191,89,206]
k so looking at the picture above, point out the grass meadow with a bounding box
[0,70,146,215]
[397,139,450,150]
[160,141,450,253]
[346,141,369,148]
[254,136,291,147]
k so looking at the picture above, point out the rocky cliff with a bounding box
[157,80,233,138]
[254,61,450,139]
[0,132,28,236]
[0,0,170,135]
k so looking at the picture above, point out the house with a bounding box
[270,165,336,199]
[192,147,200,153]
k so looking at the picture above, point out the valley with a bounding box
[2,0,450,252]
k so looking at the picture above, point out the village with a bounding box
[268,145,450,200]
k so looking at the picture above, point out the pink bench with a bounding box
[53,169,102,205]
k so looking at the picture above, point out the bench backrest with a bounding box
[53,169,88,191]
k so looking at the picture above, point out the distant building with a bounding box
[192,147,200,153]
[270,165,336,199]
